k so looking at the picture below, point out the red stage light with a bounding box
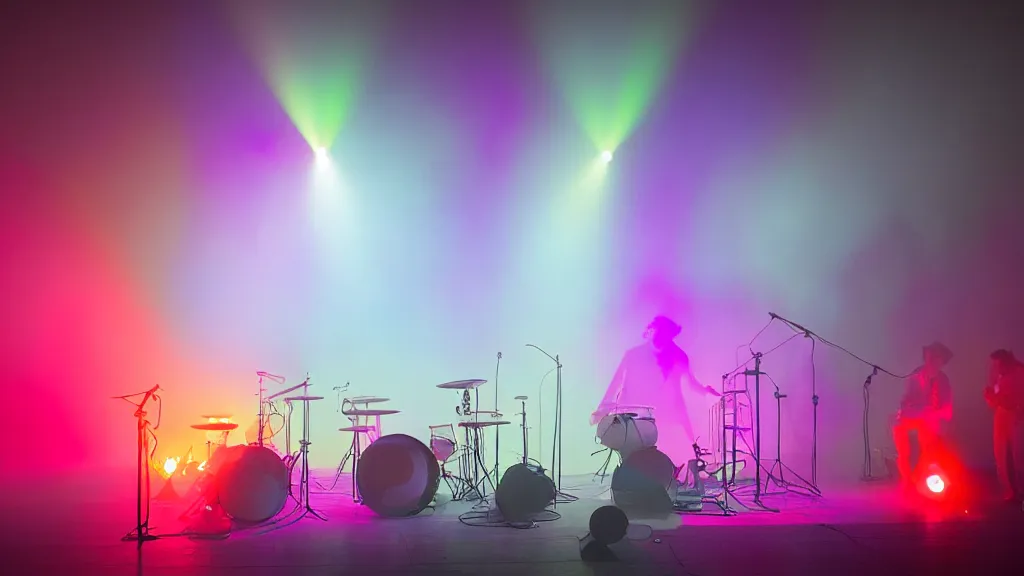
[925,474,945,494]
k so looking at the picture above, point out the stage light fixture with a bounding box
[314,146,330,163]
[600,150,613,163]
[925,474,945,494]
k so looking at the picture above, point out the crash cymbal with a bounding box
[191,423,239,431]
[343,409,400,417]
[282,396,324,402]
[436,379,487,390]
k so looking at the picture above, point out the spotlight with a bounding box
[314,146,330,163]
[494,463,556,524]
[600,150,613,163]
[925,474,945,494]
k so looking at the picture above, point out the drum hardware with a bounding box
[494,351,503,488]
[457,420,510,499]
[514,395,529,465]
[525,344,564,495]
[191,422,238,461]
[428,424,466,499]
[673,439,736,516]
[254,371,286,447]
[112,384,162,545]
[326,406,400,502]
[282,395,327,521]
[356,434,441,517]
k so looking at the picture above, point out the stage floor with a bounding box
[4,469,1022,575]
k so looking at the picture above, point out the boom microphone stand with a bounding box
[494,352,502,481]
[526,344,563,494]
[114,384,161,546]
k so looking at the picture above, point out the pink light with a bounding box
[925,474,945,493]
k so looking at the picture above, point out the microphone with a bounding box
[769,312,812,336]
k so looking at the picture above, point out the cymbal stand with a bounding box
[860,367,885,481]
[737,354,778,512]
[515,395,529,465]
[494,351,502,482]
[764,380,821,497]
[115,385,161,546]
[292,398,326,521]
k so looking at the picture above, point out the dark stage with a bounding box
[5,469,1022,576]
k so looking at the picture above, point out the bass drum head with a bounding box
[357,434,440,517]
[215,445,289,523]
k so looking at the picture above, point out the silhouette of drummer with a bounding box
[592,315,720,465]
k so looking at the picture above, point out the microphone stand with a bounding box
[860,366,885,481]
[767,312,822,494]
[494,352,502,481]
[115,385,161,546]
[526,344,563,495]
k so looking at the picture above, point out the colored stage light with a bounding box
[925,474,945,494]
[600,150,613,163]
[314,146,330,163]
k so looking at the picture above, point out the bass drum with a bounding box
[357,434,440,517]
[213,445,289,523]
[597,414,658,458]
[611,447,678,518]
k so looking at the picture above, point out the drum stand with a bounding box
[290,398,326,521]
[116,386,161,546]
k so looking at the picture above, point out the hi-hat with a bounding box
[282,396,325,402]
[436,379,487,390]
[200,414,232,419]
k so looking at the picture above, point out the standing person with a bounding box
[592,315,720,467]
[892,342,954,487]
[984,349,1024,504]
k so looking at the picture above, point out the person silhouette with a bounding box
[592,316,720,467]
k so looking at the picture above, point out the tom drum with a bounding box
[213,445,289,523]
[597,414,658,458]
[356,434,440,517]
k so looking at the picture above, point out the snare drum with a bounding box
[597,413,659,458]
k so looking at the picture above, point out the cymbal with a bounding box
[191,423,239,431]
[282,396,325,402]
[458,421,510,428]
[200,414,232,419]
[343,409,400,416]
[436,379,487,390]
[348,397,390,404]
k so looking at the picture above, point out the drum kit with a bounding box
[157,370,547,533]
[432,378,511,501]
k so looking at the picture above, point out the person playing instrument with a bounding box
[892,342,953,487]
[984,349,1024,503]
[592,315,720,466]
